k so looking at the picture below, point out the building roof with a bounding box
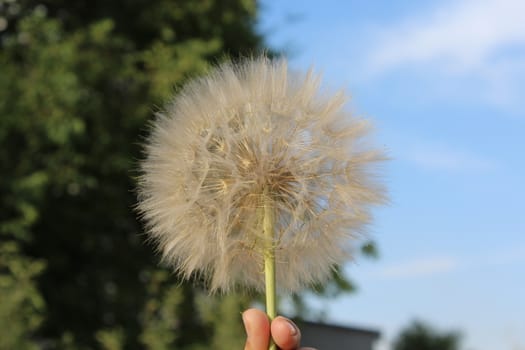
[299,320,381,338]
[297,320,381,350]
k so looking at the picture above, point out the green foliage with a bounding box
[0,0,365,348]
[139,271,184,350]
[0,1,267,348]
[195,293,252,350]
[96,328,125,350]
[0,242,45,350]
[393,320,462,350]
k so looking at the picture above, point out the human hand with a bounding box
[242,308,317,350]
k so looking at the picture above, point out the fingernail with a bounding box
[287,320,298,336]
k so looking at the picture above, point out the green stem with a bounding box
[263,189,277,350]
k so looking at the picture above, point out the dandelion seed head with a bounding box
[137,56,387,292]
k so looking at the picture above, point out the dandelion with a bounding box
[137,57,386,335]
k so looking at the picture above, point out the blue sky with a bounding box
[258,1,525,349]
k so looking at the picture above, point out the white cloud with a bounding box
[363,0,525,112]
[472,244,525,268]
[406,146,495,172]
[367,0,525,74]
[375,244,525,281]
[388,132,497,172]
[378,256,458,279]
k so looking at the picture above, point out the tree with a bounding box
[392,320,462,350]
[1,1,263,348]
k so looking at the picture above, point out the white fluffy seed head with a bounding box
[137,56,387,293]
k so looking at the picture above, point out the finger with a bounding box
[243,308,270,350]
[271,316,301,350]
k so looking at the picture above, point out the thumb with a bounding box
[243,309,271,350]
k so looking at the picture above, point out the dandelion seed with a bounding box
[137,56,387,294]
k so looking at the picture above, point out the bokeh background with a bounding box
[1,0,523,349]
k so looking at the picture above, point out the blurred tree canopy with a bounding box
[0,1,370,349]
[393,320,462,350]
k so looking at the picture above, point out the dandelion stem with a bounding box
[262,188,277,350]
